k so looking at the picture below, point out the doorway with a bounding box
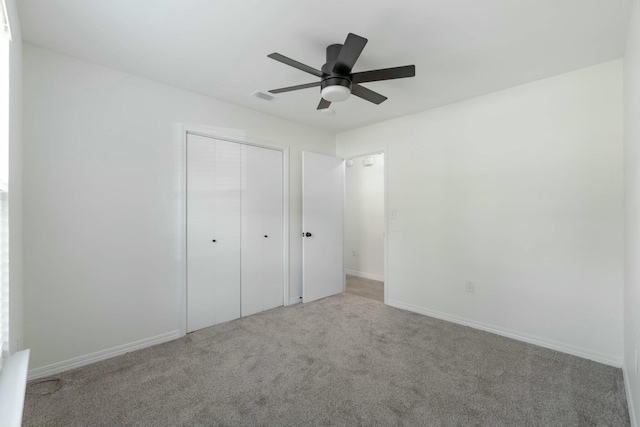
[344,152,385,302]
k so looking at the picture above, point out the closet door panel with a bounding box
[261,149,284,311]
[241,145,266,317]
[213,139,242,324]
[186,135,218,332]
[188,136,283,330]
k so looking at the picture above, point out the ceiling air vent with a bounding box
[251,91,275,101]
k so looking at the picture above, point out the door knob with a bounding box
[212,239,216,242]
[305,232,312,237]
[264,235,268,238]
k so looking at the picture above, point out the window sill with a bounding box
[0,349,30,427]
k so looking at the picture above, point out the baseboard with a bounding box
[624,365,638,427]
[288,297,302,305]
[27,330,182,380]
[345,269,384,282]
[387,299,622,368]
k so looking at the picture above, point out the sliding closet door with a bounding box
[186,134,241,332]
[240,145,263,317]
[212,139,242,323]
[260,148,284,311]
[186,135,216,332]
[241,145,284,317]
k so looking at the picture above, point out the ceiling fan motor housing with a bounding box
[320,43,352,91]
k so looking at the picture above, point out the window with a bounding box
[0,0,11,369]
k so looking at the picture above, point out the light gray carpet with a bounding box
[345,275,384,302]
[23,293,629,426]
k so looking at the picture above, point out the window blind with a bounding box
[0,190,7,369]
[0,0,10,370]
[0,0,10,40]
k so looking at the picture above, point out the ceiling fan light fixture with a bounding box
[321,85,350,102]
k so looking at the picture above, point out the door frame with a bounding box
[343,149,389,305]
[177,124,290,337]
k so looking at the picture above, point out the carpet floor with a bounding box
[23,293,629,426]
[345,275,384,302]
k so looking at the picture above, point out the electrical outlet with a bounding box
[390,210,397,220]
[465,281,475,293]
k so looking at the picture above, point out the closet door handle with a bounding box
[305,232,312,237]
[264,235,268,238]
[212,239,216,242]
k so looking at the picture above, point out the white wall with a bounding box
[624,0,640,423]
[345,154,384,280]
[22,44,335,370]
[337,60,624,366]
[20,39,628,380]
[6,0,23,356]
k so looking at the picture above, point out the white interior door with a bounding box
[241,145,284,316]
[186,134,241,332]
[302,151,345,303]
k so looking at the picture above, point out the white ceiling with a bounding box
[17,0,632,133]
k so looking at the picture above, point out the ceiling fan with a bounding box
[267,33,415,110]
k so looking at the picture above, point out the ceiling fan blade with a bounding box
[351,84,387,105]
[317,98,331,110]
[269,82,320,94]
[333,33,368,74]
[268,53,323,78]
[351,65,416,84]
